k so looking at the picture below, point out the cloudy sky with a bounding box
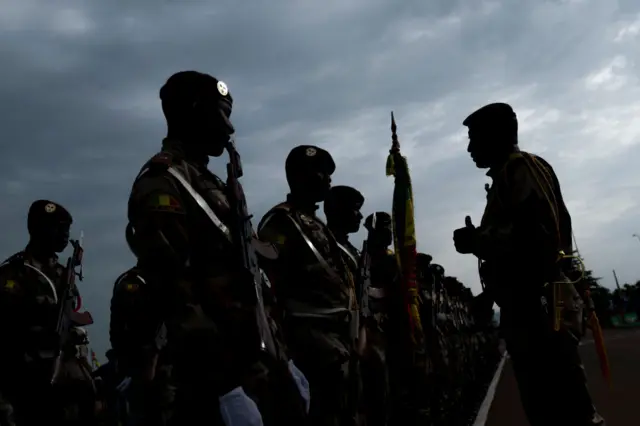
[2,0,639,356]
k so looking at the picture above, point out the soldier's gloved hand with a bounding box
[453,216,476,254]
[219,386,263,426]
[287,359,310,413]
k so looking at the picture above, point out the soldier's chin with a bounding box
[472,156,490,169]
[53,240,69,253]
[207,143,226,157]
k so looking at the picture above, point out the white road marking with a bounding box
[472,351,509,426]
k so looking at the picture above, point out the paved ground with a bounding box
[484,328,640,426]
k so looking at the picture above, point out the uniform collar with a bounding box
[162,138,210,167]
[286,193,318,214]
[486,146,521,179]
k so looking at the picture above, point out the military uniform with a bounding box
[456,103,603,426]
[125,72,305,426]
[110,265,170,425]
[0,201,74,425]
[55,327,100,426]
[258,145,356,426]
[356,213,397,426]
[324,185,366,426]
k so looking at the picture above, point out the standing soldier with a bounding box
[258,145,355,426]
[324,185,365,426]
[358,212,396,426]
[126,70,308,426]
[324,185,364,272]
[0,200,78,425]
[453,102,604,426]
[109,231,169,426]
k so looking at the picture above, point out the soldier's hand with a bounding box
[453,216,476,254]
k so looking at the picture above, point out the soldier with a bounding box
[55,327,100,426]
[108,224,170,426]
[323,185,365,426]
[324,185,364,272]
[453,102,604,426]
[258,145,355,426]
[359,212,396,426]
[0,200,77,425]
[125,70,308,426]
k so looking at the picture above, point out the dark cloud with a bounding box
[2,0,640,356]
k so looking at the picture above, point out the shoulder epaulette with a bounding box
[149,152,174,168]
[272,202,291,213]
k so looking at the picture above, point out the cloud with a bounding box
[1,0,640,356]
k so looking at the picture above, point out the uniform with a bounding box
[357,213,396,426]
[0,200,82,425]
[324,185,365,426]
[258,145,355,426]
[456,103,603,426]
[125,72,306,426]
[110,266,170,425]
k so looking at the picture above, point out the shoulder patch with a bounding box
[2,279,19,293]
[148,193,184,213]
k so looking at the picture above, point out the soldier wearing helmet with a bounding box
[125,71,307,425]
[0,200,77,425]
[453,102,604,426]
[258,145,355,426]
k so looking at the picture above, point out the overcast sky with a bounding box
[2,0,639,356]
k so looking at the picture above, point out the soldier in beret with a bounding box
[258,145,355,426]
[453,102,604,426]
[125,71,307,426]
[324,185,365,425]
[0,200,74,425]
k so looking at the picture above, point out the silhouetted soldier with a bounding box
[0,200,75,425]
[324,185,365,426]
[126,71,307,426]
[258,145,355,426]
[454,102,604,426]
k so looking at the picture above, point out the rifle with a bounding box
[52,232,94,383]
[225,139,279,359]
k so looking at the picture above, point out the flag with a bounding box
[386,111,423,347]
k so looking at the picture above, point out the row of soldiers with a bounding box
[0,197,500,426]
[0,68,604,426]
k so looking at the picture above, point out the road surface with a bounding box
[478,328,640,426]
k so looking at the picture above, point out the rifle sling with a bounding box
[0,262,58,304]
[261,208,342,283]
[336,242,358,271]
[166,167,232,241]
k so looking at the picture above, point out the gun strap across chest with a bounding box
[336,242,358,271]
[261,204,342,283]
[0,260,59,304]
[166,166,232,241]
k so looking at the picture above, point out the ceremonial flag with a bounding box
[386,111,423,346]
